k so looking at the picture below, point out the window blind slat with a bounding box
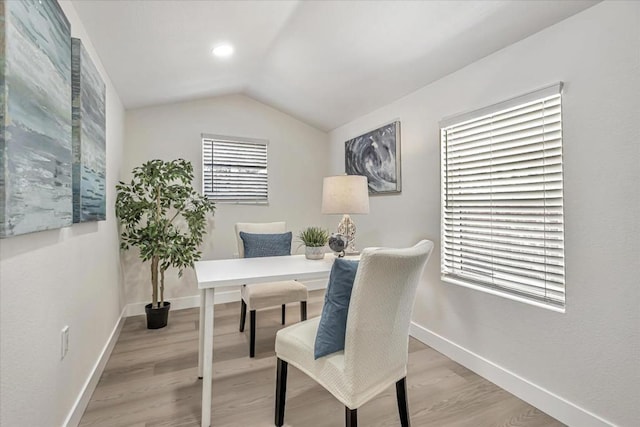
[445,272,565,304]
[448,106,561,143]
[447,147,562,172]
[446,113,561,148]
[447,164,563,183]
[203,137,269,203]
[443,246,564,268]
[443,243,564,261]
[441,87,565,309]
[447,138,562,166]
[446,155,562,178]
[445,205,563,215]
[448,173,562,190]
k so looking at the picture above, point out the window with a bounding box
[440,83,565,310]
[202,134,268,204]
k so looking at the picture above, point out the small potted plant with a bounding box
[298,226,329,260]
[115,159,215,329]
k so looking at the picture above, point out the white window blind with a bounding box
[440,83,565,309]
[202,134,268,204]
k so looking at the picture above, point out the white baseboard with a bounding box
[125,279,327,317]
[125,294,204,317]
[409,322,614,427]
[63,307,127,427]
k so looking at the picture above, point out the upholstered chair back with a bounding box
[234,222,287,258]
[343,240,433,403]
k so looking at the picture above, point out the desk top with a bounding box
[194,254,340,289]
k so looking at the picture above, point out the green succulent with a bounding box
[298,226,329,247]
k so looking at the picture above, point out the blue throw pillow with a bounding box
[240,231,292,258]
[314,258,359,359]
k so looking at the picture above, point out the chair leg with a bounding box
[250,310,256,358]
[345,407,357,427]
[300,301,307,321]
[396,377,411,427]
[281,304,286,325]
[275,358,288,427]
[239,300,247,332]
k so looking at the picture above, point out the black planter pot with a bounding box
[145,301,171,329]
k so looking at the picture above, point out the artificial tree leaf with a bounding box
[115,159,216,306]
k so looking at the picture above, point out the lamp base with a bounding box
[337,214,357,254]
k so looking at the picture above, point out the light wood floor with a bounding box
[79,291,564,427]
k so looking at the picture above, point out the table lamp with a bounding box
[321,175,369,254]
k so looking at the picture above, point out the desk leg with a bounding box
[198,289,205,379]
[201,289,215,427]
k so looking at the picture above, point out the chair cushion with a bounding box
[314,259,359,359]
[277,317,406,409]
[242,280,307,310]
[239,231,292,258]
[277,317,381,409]
[276,318,350,401]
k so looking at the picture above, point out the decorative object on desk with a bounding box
[345,121,401,194]
[0,0,73,237]
[298,226,329,260]
[321,175,369,254]
[71,37,106,223]
[328,233,348,257]
[115,159,215,329]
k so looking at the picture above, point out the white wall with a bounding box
[0,2,126,426]
[328,2,639,425]
[124,95,329,306]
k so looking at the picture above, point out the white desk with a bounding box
[194,254,338,427]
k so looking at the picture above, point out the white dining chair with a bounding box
[274,240,434,426]
[235,222,308,358]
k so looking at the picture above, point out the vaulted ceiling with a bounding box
[72,0,599,131]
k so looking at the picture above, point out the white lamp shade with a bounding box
[321,175,370,215]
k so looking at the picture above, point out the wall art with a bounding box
[72,37,106,222]
[0,0,73,237]
[345,121,401,194]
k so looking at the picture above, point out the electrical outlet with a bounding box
[61,326,69,360]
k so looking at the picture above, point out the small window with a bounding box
[440,83,565,310]
[202,134,268,204]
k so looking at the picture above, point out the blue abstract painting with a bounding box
[345,121,401,194]
[72,38,106,222]
[0,0,73,237]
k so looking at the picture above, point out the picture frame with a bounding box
[0,0,73,237]
[345,121,401,194]
[72,37,107,223]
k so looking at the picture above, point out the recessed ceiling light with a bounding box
[212,44,234,58]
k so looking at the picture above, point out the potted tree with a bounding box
[115,159,215,329]
[298,226,329,260]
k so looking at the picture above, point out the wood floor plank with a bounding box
[79,290,564,427]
